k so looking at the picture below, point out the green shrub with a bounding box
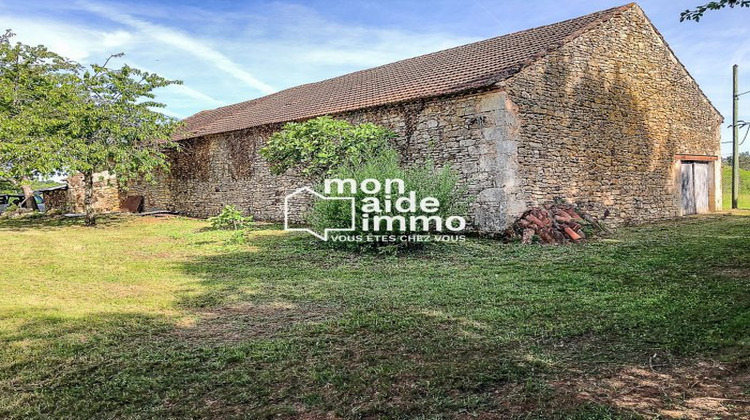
[225,229,248,245]
[309,148,467,250]
[208,205,253,230]
[259,116,395,178]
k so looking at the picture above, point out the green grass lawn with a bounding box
[722,164,750,209]
[0,214,748,419]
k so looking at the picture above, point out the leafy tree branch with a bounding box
[0,29,80,209]
[1,30,181,224]
[681,0,750,22]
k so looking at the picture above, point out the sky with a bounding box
[1,0,748,156]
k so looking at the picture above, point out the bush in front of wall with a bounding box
[208,205,253,230]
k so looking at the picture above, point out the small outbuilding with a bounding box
[132,3,722,231]
[36,185,68,211]
[39,172,124,214]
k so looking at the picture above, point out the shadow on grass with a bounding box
[0,213,127,231]
[2,214,748,418]
[1,306,563,418]
[170,214,750,416]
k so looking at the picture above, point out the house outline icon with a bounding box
[283,186,356,241]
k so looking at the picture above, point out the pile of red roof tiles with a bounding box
[508,204,605,244]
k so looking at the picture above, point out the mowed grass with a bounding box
[0,214,748,419]
[722,164,750,209]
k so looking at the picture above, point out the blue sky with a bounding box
[1,0,748,156]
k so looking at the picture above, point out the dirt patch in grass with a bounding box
[717,267,750,279]
[556,361,750,419]
[176,302,341,344]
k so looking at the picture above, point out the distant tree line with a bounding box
[724,151,750,171]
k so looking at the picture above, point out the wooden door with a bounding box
[693,162,709,213]
[681,161,709,215]
[681,162,696,215]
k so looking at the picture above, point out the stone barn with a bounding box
[132,3,722,232]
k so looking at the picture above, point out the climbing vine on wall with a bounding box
[226,131,257,181]
[171,137,211,181]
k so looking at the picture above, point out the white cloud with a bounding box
[101,30,133,49]
[164,84,224,107]
[152,107,186,119]
[0,0,482,117]
[0,17,133,62]
[77,1,276,95]
[232,3,478,70]
[296,33,477,68]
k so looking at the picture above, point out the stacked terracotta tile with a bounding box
[510,204,603,244]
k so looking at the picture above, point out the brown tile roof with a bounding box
[176,3,633,140]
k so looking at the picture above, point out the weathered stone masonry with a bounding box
[132,4,722,231]
[504,6,722,224]
[47,171,123,213]
[132,91,522,228]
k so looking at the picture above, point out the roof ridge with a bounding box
[456,4,635,90]
[176,3,635,140]
[270,3,632,95]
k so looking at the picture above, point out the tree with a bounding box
[681,0,750,22]
[259,116,395,179]
[64,54,181,225]
[0,30,79,209]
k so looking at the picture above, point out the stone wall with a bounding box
[502,5,722,225]
[341,91,525,231]
[66,171,123,213]
[131,90,521,230]
[41,189,68,212]
[129,126,313,222]
[134,4,721,230]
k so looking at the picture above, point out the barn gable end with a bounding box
[504,4,722,224]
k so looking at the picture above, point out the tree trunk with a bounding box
[83,171,96,226]
[20,177,39,211]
